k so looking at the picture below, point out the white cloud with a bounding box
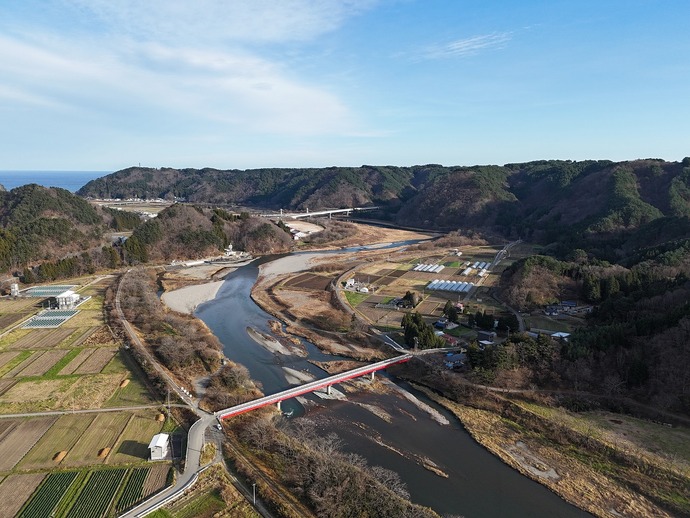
[420,32,512,60]
[0,31,355,135]
[63,0,379,44]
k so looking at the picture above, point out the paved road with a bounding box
[115,270,218,517]
[0,404,188,420]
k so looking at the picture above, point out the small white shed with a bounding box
[148,433,170,461]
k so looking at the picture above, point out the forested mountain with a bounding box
[79,158,690,256]
[0,184,107,273]
[0,185,290,282]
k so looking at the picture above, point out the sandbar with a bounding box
[161,280,224,314]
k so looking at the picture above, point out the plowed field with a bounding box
[0,416,56,470]
[0,473,46,518]
[9,328,74,350]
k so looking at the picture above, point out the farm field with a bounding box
[6,327,75,350]
[63,411,132,467]
[110,413,166,464]
[0,473,46,518]
[0,416,57,471]
[0,276,169,516]
[16,466,172,518]
[18,414,96,470]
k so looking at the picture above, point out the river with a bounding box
[196,247,591,517]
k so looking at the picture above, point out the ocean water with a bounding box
[0,170,109,192]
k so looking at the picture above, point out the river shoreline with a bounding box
[158,230,599,517]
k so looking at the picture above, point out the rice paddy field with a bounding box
[0,275,172,516]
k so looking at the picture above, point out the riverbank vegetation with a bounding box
[392,359,690,517]
[225,413,439,518]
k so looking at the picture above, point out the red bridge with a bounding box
[215,353,412,420]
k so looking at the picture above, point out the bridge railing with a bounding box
[216,353,411,420]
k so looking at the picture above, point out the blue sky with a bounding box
[1,0,688,171]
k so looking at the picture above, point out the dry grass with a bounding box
[0,416,57,470]
[18,413,96,469]
[63,411,131,467]
[417,386,681,518]
[110,414,164,464]
[0,373,123,412]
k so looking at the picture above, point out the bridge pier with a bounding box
[276,401,281,411]
[326,385,332,395]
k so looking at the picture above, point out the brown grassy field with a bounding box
[18,414,96,469]
[64,310,103,328]
[74,347,117,374]
[110,414,164,464]
[17,349,68,377]
[0,379,15,396]
[0,416,57,470]
[58,348,95,375]
[63,412,131,467]
[2,351,42,378]
[0,351,20,369]
[7,327,74,350]
[0,312,32,330]
[0,372,126,413]
[0,473,46,518]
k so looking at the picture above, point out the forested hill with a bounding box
[79,159,690,252]
[0,185,294,282]
[0,184,107,272]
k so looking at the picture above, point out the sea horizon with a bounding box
[0,170,110,192]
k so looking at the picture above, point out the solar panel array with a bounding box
[426,280,474,293]
[22,285,76,298]
[22,309,79,328]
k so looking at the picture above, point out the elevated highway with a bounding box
[264,206,380,220]
[216,353,411,420]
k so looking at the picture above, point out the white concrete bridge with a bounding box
[264,206,380,220]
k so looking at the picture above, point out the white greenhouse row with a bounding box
[413,263,445,273]
[426,280,474,293]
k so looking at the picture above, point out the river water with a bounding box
[196,247,591,517]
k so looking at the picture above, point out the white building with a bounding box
[55,290,80,309]
[148,433,170,461]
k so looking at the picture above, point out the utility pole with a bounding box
[252,482,256,505]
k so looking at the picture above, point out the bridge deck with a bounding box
[216,353,411,420]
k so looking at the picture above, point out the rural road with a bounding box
[119,411,218,518]
[114,270,218,517]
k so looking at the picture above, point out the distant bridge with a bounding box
[216,353,411,420]
[264,206,380,220]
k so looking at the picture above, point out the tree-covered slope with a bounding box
[122,205,293,264]
[0,184,107,271]
[79,159,690,246]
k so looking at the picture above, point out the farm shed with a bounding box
[55,290,80,309]
[148,433,170,461]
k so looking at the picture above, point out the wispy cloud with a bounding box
[0,0,376,136]
[419,32,512,60]
[63,0,379,44]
